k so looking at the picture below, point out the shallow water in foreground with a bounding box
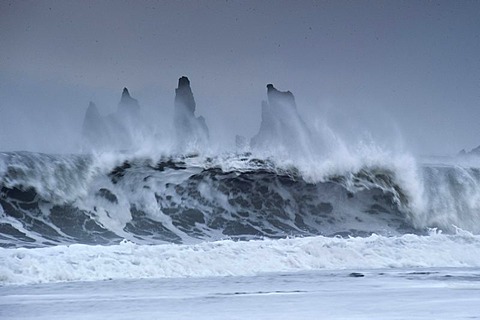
[1,268,480,320]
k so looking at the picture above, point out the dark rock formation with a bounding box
[81,88,142,151]
[174,76,209,151]
[118,87,140,119]
[82,102,107,149]
[175,77,196,115]
[82,102,102,132]
[266,84,296,109]
[115,87,142,147]
[250,84,311,155]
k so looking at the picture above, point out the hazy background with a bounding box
[1,0,479,155]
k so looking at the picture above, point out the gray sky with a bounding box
[1,0,479,155]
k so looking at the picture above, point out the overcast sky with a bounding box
[1,0,479,155]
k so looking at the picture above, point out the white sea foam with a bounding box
[1,229,479,286]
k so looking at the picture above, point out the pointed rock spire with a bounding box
[85,101,100,118]
[173,76,209,151]
[250,83,311,155]
[119,87,139,106]
[118,87,140,118]
[82,101,106,149]
[175,76,196,115]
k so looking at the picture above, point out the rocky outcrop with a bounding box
[81,88,142,151]
[175,77,196,115]
[82,102,106,149]
[174,76,209,151]
[266,84,296,110]
[82,102,102,133]
[82,79,210,153]
[118,88,140,119]
[250,84,311,155]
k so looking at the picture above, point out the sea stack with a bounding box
[266,83,297,109]
[174,76,209,151]
[251,84,311,155]
[81,87,143,151]
[81,101,106,149]
[175,77,196,115]
[118,87,140,119]
[82,101,102,131]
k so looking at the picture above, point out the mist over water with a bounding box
[2,2,480,292]
[2,1,480,156]
[1,73,480,253]
[70,75,408,160]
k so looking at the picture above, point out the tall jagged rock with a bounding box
[174,76,209,151]
[251,84,311,155]
[266,84,297,109]
[81,101,106,149]
[118,87,140,119]
[175,77,196,115]
[81,87,143,151]
[116,87,142,145]
[82,102,102,131]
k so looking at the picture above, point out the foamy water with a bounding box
[1,229,479,285]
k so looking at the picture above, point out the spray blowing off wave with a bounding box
[1,148,480,248]
[1,76,480,249]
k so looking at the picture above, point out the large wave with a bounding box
[1,150,480,248]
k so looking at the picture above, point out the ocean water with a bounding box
[2,269,480,320]
[1,150,480,318]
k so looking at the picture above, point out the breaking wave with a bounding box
[1,150,480,249]
[1,229,480,285]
